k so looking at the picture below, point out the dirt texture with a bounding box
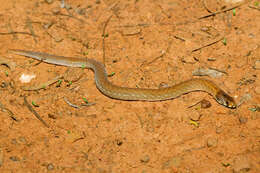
[0,0,259,172]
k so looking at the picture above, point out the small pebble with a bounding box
[75,7,86,15]
[18,136,27,144]
[0,82,8,88]
[159,82,169,88]
[43,21,54,29]
[10,156,20,162]
[162,156,182,169]
[48,113,57,119]
[232,155,251,173]
[60,0,65,8]
[64,3,72,10]
[63,68,84,82]
[239,117,248,124]
[216,127,223,134]
[254,60,260,69]
[207,137,218,147]
[11,139,17,145]
[140,155,150,163]
[52,8,60,14]
[200,99,212,109]
[47,163,54,171]
[189,112,201,121]
[239,132,246,138]
[116,139,123,146]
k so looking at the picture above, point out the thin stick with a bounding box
[23,96,49,128]
[21,75,63,91]
[141,51,166,67]
[0,57,16,70]
[102,15,113,66]
[0,31,38,36]
[248,5,260,11]
[202,0,213,13]
[198,3,245,19]
[25,18,37,43]
[57,13,84,23]
[191,37,223,52]
[0,101,18,121]
[64,97,80,109]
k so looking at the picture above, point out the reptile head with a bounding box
[215,90,236,109]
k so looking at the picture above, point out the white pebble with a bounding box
[19,73,36,83]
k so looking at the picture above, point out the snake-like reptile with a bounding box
[10,49,236,109]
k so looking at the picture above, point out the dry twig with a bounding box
[64,97,80,109]
[102,15,113,65]
[24,96,49,128]
[191,37,223,52]
[0,31,38,36]
[199,3,245,19]
[21,75,63,91]
[0,101,18,121]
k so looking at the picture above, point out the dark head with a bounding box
[215,90,236,109]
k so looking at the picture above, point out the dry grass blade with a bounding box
[23,96,49,128]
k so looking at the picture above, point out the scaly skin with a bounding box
[9,49,236,109]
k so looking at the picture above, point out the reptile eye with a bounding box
[225,100,229,106]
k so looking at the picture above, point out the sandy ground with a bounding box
[0,0,259,172]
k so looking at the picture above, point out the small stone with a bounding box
[75,7,86,15]
[207,137,218,147]
[47,163,54,170]
[140,155,150,163]
[216,126,223,134]
[10,156,20,162]
[0,82,8,88]
[116,139,123,146]
[11,139,17,145]
[64,3,72,10]
[52,8,60,14]
[18,136,27,144]
[63,68,84,82]
[200,99,212,109]
[232,155,251,173]
[239,132,246,137]
[162,156,182,169]
[159,82,169,88]
[189,112,201,121]
[43,21,54,29]
[180,55,197,64]
[254,60,260,69]
[239,117,248,124]
[48,113,57,119]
